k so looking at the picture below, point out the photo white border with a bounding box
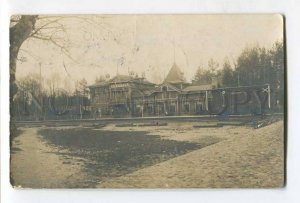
[1,0,300,203]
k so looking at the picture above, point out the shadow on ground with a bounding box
[39,128,219,188]
[10,129,23,154]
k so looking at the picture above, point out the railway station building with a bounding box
[89,63,219,117]
[89,62,272,117]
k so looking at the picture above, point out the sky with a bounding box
[15,14,283,90]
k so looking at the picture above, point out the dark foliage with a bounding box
[39,128,219,187]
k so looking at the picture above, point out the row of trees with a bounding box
[193,41,284,89]
[14,74,90,120]
[16,74,89,98]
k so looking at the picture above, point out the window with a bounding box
[147,105,153,113]
[169,104,176,113]
[196,102,204,113]
[183,103,190,113]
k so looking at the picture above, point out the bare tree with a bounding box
[10,15,121,96]
[10,15,75,129]
[9,15,128,125]
[10,16,38,101]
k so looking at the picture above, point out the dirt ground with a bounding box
[10,127,91,188]
[10,121,284,188]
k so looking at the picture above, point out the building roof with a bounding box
[164,63,186,84]
[88,81,109,88]
[89,74,154,88]
[182,84,213,93]
[153,82,181,92]
[130,88,153,97]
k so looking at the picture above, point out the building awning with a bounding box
[182,85,213,93]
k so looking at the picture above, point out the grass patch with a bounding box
[39,128,218,187]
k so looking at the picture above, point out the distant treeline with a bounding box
[193,41,284,86]
[192,40,284,105]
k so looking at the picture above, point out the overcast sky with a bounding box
[16,14,283,89]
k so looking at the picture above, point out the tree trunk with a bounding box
[10,15,37,133]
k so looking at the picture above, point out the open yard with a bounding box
[10,120,285,188]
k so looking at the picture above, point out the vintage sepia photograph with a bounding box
[9,14,285,188]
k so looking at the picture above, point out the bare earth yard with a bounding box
[10,121,284,188]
